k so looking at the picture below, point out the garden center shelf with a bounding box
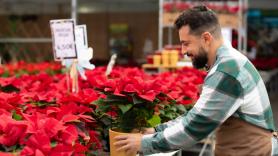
[158,0,248,53]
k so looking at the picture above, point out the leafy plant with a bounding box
[94,92,161,133]
[159,102,192,122]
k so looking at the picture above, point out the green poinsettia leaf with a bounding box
[93,98,104,105]
[51,141,58,148]
[165,112,175,120]
[159,109,165,115]
[176,105,186,112]
[170,106,177,112]
[0,84,20,93]
[102,95,129,105]
[119,104,133,114]
[132,94,145,105]
[1,71,10,77]
[12,111,22,121]
[147,115,161,127]
[96,103,110,113]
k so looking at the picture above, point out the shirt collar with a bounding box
[207,44,228,72]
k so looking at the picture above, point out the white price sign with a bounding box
[75,25,88,54]
[50,19,77,60]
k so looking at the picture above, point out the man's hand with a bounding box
[141,128,155,134]
[114,133,143,155]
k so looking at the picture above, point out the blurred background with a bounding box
[0,1,277,155]
[0,0,276,63]
[0,0,277,122]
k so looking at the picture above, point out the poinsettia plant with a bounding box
[93,75,162,133]
[0,66,103,155]
[0,62,206,155]
[90,67,206,133]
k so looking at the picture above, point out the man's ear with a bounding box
[201,32,212,48]
[202,32,212,43]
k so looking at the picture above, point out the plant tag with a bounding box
[75,25,88,54]
[105,54,117,76]
[50,19,77,60]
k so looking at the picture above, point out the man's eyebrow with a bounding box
[180,40,190,44]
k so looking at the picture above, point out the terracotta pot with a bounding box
[109,129,137,156]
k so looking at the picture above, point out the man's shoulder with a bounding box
[215,58,245,78]
[214,53,261,88]
[215,47,249,76]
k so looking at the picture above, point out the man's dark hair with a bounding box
[175,5,222,38]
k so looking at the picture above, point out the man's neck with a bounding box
[207,38,224,69]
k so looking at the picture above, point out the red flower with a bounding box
[60,125,78,145]
[77,88,99,104]
[0,152,14,156]
[0,114,27,146]
[44,118,65,138]
[49,144,74,156]
[0,77,19,88]
[62,114,80,123]
[21,146,34,156]
[176,2,190,11]
[88,130,102,149]
[24,131,51,153]
[74,143,88,153]
[139,90,156,102]
[0,66,4,75]
[163,2,174,12]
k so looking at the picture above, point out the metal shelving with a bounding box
[158,0,248,53]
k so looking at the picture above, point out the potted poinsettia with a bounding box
[93,75,162,156]
[85,66,206,155]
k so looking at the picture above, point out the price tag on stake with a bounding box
[106,54,117,76]
[50,19,77,60]
[75,25,88,51]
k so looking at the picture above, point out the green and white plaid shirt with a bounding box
[141,45,276,155]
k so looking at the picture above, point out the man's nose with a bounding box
[181,49,187,55]
[181,47,187,55]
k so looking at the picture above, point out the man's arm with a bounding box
[154,114,187,132]
[141,71,243,154]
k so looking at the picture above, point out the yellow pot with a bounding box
[170,50,179,66]
[161,50,169,66]
[109,129,137,156]
[153,55,161,66]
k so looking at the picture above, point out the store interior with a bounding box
[0,0,277,155]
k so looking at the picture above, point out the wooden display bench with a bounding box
[142,64,183,73]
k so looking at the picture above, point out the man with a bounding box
[114,5,277,155]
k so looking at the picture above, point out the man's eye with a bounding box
[182,43,189,47]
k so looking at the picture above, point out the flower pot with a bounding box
[170,50,179,66]
[109,129,137,156]
[153,55,161,67]
[162,50,170,66]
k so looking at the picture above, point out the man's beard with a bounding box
[192,47,208,69]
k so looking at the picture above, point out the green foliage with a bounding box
[12,110,22,121]
[0,84,20,93]
[31,100,57,108]
[118,104,132,114]
[1,71,10,77]
[147,115,161,127]
[159,102,192,123]
[51,141,58,148]
[93,93,161,133]
[0,144,22,153]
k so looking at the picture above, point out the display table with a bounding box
[142,64,182,72]
[142,62,192,73]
